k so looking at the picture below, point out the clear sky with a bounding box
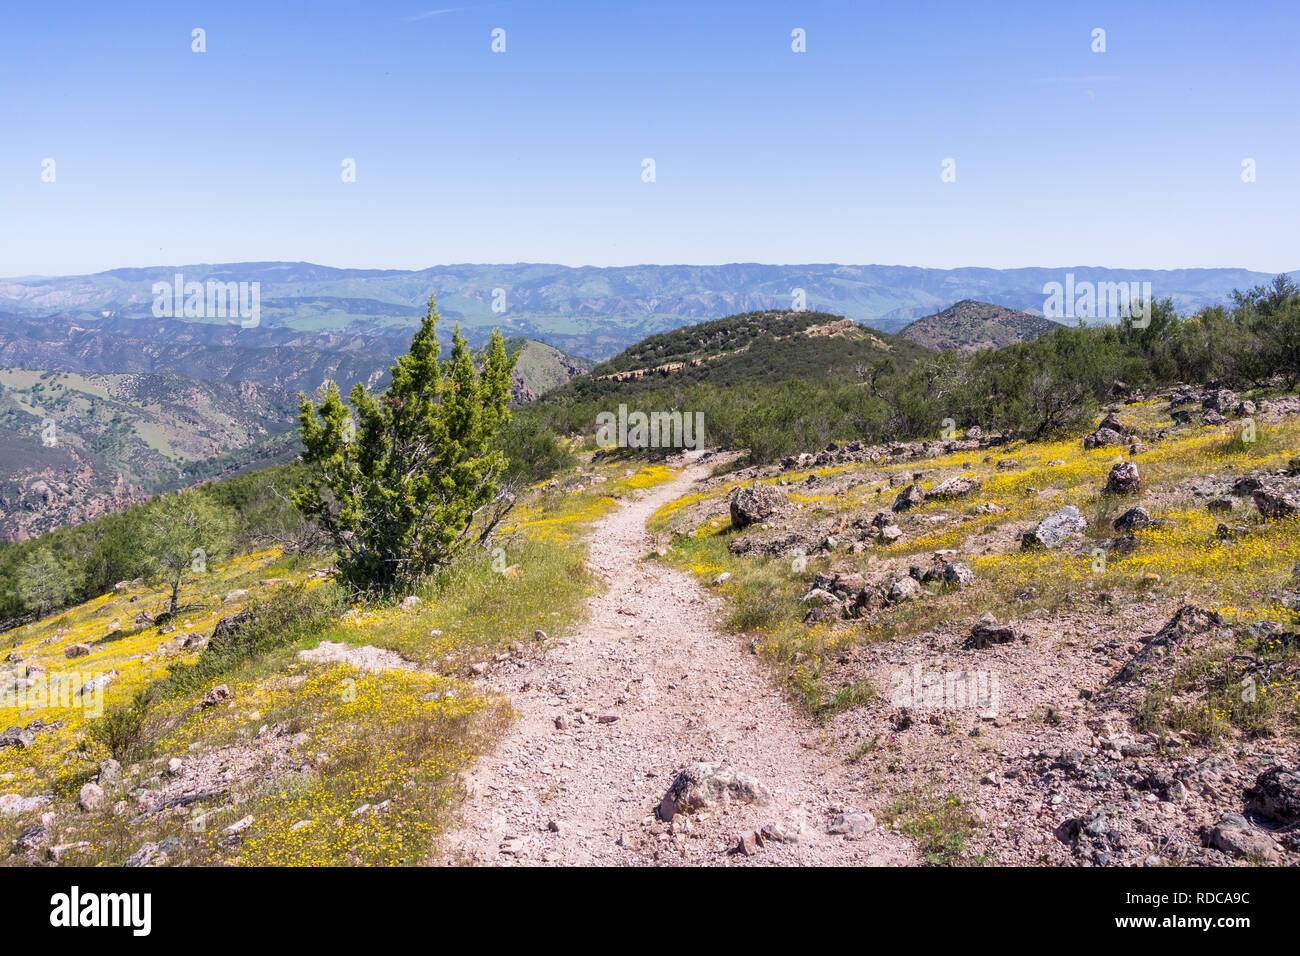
[2,0,1296,276]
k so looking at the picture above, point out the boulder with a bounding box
[200,684,232,708]
[1231,475,1264,497]
[0,725,38,750]
[1244,766,1300,826]
[943,561,974,590]
[1113,506,1152,532]
[1208,813,1276,861]
[1103,461,1141,495]
[729,484,787,529]
[658,763,770,821]
[892,483,926,513]
[928,475,982,500]
[1215,523,1249,540]
[1098,411,1131,435]
[1202,388,1237,412]
[1021,505,1087,550]
[1083,427,1125,449]
[1097,534,1139,554]
[827,811,876,838]
[887,576,922,603]
[800,588,842,610]
[211,609,254,640]
[1253,488,1299,519]
[967,614,1018,649]
[78,782,104,812]
[0,793,49,816]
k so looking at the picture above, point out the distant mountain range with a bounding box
[899,299,1062,351]
[0,311,588,539]
[2,261,1292,359]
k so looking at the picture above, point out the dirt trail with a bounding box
[441,461,915,866]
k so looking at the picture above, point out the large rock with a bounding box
[1208,813,1276,861]
[799,588,844,624]
[658,763,770,821]
[729,484,787,529]
[1113,506,1152,532]
[1245,766,1300,825]
[1021,505,1087,550]
[942,562,974,590]
[1253,488,1299,520]
[0,725,39,750]
[967,614,1018,649]
[1097,411,1131,435]
[78,782,104,812]
[1083,427,1125,449]
[827,811,876,838]
[887,576,922,603]
[1103,461,1141,495]
[211,609,254,640]
[199,684,233,708]
[1202,388,1238,412]
[1083,412,1131,448]
[892,483,926,512]
[928,475,982,500]
[0,793,49,816]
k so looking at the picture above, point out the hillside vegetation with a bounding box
[899,299,1062,351]
[3,261,1291,357]
[3,277,1299,867]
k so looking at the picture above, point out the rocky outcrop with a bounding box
[657,763,770,822]
[1103,461,1141,496]
[1020,506,1087,550]
[729,484,788,529]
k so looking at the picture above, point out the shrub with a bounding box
[293,295,516,591]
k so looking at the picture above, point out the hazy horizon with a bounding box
[7,258,1298,282]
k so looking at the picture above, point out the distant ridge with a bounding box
[899,299,1063,352]
[2,262,1293,359]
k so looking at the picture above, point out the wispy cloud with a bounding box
[405,7,467,20]
[1032,75,1123,85]
[405,3,507,20]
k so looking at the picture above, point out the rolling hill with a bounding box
[899,299,1064,351]
[2,262,1291,359]
[0,317,588,539]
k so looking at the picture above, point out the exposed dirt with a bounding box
[440,460,917,866]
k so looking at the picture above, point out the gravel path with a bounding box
[441,463,916,866]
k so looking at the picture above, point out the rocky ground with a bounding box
[440,460,917,866]
[631,384,1300,866]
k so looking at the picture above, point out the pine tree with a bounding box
[293,294,517,591]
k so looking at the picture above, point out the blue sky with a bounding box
[1,0,1296,276]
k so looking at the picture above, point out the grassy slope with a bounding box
[0,461,675,866]
[649,397,1300,735]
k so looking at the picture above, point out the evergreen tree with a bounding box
[293,294,517,591]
